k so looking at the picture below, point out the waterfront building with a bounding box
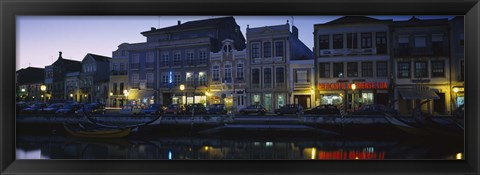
[120,17,245,106]
[44,52,82,102]
[449,16,464,110]
[108,43,130,107]
[208,39,247,111]
[247,22,313,112]
[391,17,452,115]
[78,53,111,104]
[64,72,81,102]
[289,58,315,109]
[16,67,45,102]
[313,16,392,112]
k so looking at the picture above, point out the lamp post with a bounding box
[351,83,356,112]
[123,89,129,105]
[180,84,185,105]
[40,84,46,102]
[452,87,459,113]
[109,92,113,107]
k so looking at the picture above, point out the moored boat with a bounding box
[63,123,132,138]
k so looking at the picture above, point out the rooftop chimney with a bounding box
[58,51,62,59]
[151,27,156,31]
[292,25,299,38]
[178,20,181,25]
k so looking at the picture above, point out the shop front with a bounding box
[318,81,389,112]
[208,89,246,112]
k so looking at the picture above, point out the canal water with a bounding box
[16,134,464,160]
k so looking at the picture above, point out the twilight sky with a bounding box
[16,15,454,70]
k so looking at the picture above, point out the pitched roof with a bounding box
[16,67,45,84]
[141,16,235,35]
[391,16,449,27]
[316,16,392,26]
[87,53,111,62]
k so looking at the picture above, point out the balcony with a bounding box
[394,47,446,57]
[145,64,155,69]
[111,70,127,75]
[319,48,377,57]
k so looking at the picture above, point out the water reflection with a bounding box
[16,135,463,160]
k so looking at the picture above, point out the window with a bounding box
[376,32,387,54]
[161,53,169,67]
[319,63,330,78]
[275,41,284,57]
[414,35,426,48]
[162,75,168,87]
[174,74,181,86]
[347,62,358,77]
[319,35,329,50]
[251,42,260,58]
[113,63,119,71]
[333,34,343,49]
[113,83,117,94]
[398,62,410,78]
[198,72,207,86]
[186,51,194,65]
[276,67,285,84]
[131,73,139,88]
[295,70,309,84]
[236,63,244,80]
[186,72,193,86]
[146,52,155,69]
[132,54,140,69]
[264,68,272,88]
[119,83,124,93]
[199,50,207,65]
[173,52,181,65]
[347,33,358,49]
[212,65,220,81]
[252,69,260,88]
[361,32,372,48]
[361,62,373,77]
[414,61,428,78]
[146,73,154,88]
[263,42,271,58]
[431,60,445,77]
[120,63,125,70]
[333,62,344,78]
[432,34,444,55]
[376,61,388,77]
[224,64,232,83]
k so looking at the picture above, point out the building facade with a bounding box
[64,72,81,102]
[314,16,392,112]
[289,59,316,109]
[391,17,452,115]
[247,22,313,112]
[79,53,111,104]
[449,16,465,110]
[108,43,130,107]
[44,52,82,102]
[16,67,45,102]
[119,17,245,107]
[208,39,247,111]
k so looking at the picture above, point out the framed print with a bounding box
[1,0,479,174]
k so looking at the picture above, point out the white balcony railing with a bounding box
[320,48,377,56]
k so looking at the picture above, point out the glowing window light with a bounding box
[456,153,463,160]
[168,151,172,160]
[311,148,316,160]
[169,72,173,84]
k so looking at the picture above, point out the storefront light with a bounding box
[40,85,46,91]
[453,87,459,93]
[21,88,25,92]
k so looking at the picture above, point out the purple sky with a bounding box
[16,16,454,70]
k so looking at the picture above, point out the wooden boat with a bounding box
[384,112,463,137]
[63,123,133,138]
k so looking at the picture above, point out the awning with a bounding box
[398,88,440,100]
[127,89,155,100]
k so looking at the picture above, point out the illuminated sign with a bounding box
[169,71,173,84]
[318,82,388,90]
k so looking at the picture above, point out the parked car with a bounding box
[164,104,184,115]
[239,105,266,115]
[39,103,64,114]
[352,104,387,115]
[303,105,340,115]
[16,102,30,113]
[206,104,227,115]
[183,103,207,115]
[56,104,81,115]
[21,103,48,114]
[140,104,164,115]
[119,105,142,115]
[274,104,303,115]
[76,103,106,115]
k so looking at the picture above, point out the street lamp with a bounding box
[40,85,46,102]
[123,89,129,105]
[351,83,356,112]
[180,84,185,105]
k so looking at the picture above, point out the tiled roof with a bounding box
[88,53,111,62]
[142,16,235,35]
[316,16,391,26]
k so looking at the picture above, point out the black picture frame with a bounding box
[1,0,479,174]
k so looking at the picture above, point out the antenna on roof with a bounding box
[291,16,294,26]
